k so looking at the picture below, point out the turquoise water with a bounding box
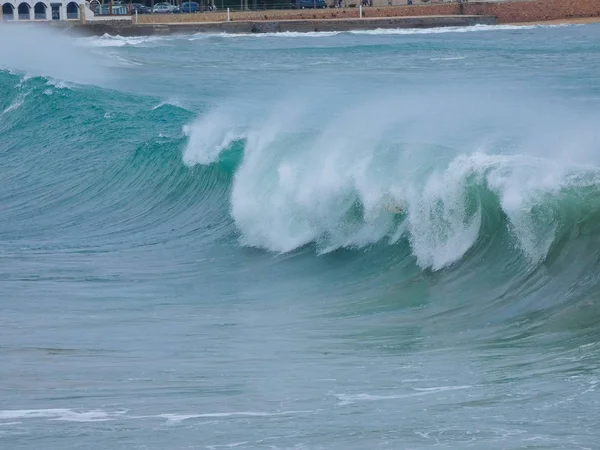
[2,23,600,449]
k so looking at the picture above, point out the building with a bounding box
[1,0,84,21]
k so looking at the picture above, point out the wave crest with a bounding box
[183,95,600,271]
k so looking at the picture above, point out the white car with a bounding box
[152,3,177,13]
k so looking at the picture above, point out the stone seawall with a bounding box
[74,15,495,36]
[66,0,600,36]
[132,0,600,25]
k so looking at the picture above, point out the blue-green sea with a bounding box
[2,22,600,449]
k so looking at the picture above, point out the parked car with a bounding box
[152,2,177,13]
[180,1,199,12]
[130,3,152,13]
[293,0,328,8]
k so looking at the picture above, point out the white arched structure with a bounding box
[17,1,32,19]
[33,1,47,18]
[1,2,15,19]
[0,0,84,20]
[66,0,78,18]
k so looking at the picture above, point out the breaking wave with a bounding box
[182,90,600,273]
[3,24,600,338]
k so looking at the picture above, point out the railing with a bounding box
[94,4,130,15]
[3,13,14,20]
[87,0,496,17]
[18,13,31,19]
[202,1,378,9]
[89,1,335,15]
[67,12,79,18]
[35,12,47,19]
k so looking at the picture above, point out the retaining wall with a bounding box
[133,0,600,25]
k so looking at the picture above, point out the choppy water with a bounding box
[2,22,600,449]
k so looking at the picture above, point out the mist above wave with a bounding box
[183,88,600,270]
[0,25,113,85]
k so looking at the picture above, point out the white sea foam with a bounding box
[157,410,305,423]
[45,79,74,90]
[78,33,169,48]
[0,25,112,86]
[1,91,28,115]
[0,409,126,422]
[76,23,570,49]
[336,385,473,405]
[153,99,184,111]
[182,107,248,165]
[0,408,306,424]
[347,24,541,36]
[183,87,600,270]
[430,56,467,61]
[214,30,341,39]
[202,23,562,39]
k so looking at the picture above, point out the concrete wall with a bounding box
[135,0,600,24]
[74,14,494,35]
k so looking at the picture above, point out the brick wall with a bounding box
[466,0,600,23]
[136,0,600,25]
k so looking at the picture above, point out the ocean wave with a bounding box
[182,92,600,271]
[77,23,574,48]
[1,90,29,115]
[3,49,600,330]
[3,66,600,277]
[344,23,574,36]
[204,23,569,39]
[153,99,185,111]
[0,408,308,424]
[0,409,127,422]
[336,385,473,405]
[77,33,174,48]
[0,26,115,86]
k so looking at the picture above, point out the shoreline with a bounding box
[508,16,600,26]
[15,0,600,36]
[72,14,600,37]
[67,14,498,36]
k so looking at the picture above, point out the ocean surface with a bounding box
[1,22,600,449]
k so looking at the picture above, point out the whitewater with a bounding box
[1,23,600,449]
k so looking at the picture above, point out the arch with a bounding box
[2,3,15,19]
[34,2,46,19]
[66,1,79,18]
[88,0,100,15]
[17,2,31,19]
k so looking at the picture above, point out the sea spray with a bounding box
[0,25,113,86]
[183,89,600,269]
